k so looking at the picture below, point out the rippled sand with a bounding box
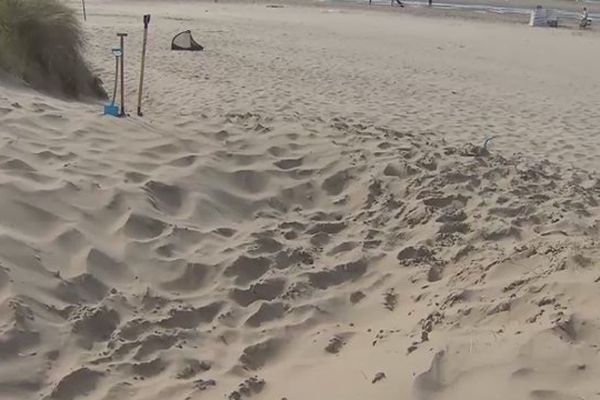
[1,2,600,399]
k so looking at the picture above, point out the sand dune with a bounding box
[1,1,600,399]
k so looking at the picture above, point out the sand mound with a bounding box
[1,79,599,399]
[0,0,106,99]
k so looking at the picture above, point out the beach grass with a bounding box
[0,0,107,99]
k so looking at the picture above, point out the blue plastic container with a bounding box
[104,103,120,117]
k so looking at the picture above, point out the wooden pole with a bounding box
[117,33,128,117]
[137,15,151,117]
[81,0,87,21]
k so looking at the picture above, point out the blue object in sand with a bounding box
[104,47,123,117]
[104,103,120,116]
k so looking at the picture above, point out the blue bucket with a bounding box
[104,103,120,117]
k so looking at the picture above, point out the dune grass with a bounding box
[0,0,107,99]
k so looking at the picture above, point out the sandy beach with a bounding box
[1,1,600,399]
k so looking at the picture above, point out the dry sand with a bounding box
[1,1,600,399]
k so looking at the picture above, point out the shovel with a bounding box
[137,14,151,116]
[103,47,121,117]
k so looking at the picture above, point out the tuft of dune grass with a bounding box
[0,0,107,99]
